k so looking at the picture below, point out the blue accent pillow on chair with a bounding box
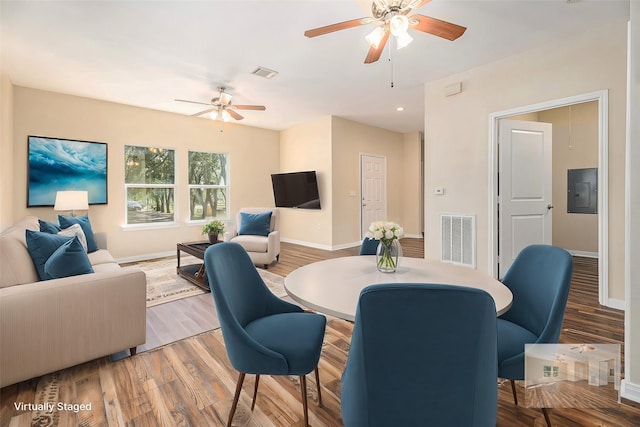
[25,230,73,280]
[58,214,98,253]
[44,236,94,280]
[238,211,272,237]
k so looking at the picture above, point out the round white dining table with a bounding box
[284,256,513,321]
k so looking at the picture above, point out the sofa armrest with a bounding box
[0,266,146,387]
[268,230,280,257]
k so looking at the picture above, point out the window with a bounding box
[124,146,175,225]
[188,151,228,220]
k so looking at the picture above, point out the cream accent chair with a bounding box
[224,208,280,268]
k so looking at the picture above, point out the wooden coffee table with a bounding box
[176,241,218,290]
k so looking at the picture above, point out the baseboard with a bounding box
[605,298,626,311]
[332,241,362,250]
[403,233,423,239]
[621,379,640,404]
[280,238,334,251]
[568,250,599,258]
[117,250,175,264]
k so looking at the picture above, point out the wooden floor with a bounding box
[2,239,639,426]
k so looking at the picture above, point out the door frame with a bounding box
[359,153,387,239]
[488,90,610,306]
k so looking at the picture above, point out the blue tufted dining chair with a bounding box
[497,244,573,427]
[204,242,326,427]
[341,283,498,427]
[358,237,379,255]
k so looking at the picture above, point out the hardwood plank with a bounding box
[2,240,640,426]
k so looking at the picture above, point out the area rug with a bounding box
[134,255,286,307]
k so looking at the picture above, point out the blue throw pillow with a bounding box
[238,211,272,237]
[38,219,61,234]
[26,230,73,280]
[58,214,98,253]
[43,236,94,280]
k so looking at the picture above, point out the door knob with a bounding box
[548,204,554,210]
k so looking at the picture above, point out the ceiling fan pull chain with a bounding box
[389,36,394,88]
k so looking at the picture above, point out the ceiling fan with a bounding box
[175,87,266,121]
[304,0,466,64]
[571,344,596,353]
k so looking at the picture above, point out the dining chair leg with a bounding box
[541,408,552,427]
[300,375,309,427]
[510,379,518,406]
[251,374,260,411]
[227,372,246,427]
[315,366,323,407]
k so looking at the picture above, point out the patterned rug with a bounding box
[134,255,286,307]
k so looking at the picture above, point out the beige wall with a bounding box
[403,131,423,237]
[279,116,333,247]
[331,117,410,246]
[541,102,599,254]
[11,86,280,260]
[0,74,14,231]
[424,19,628,301]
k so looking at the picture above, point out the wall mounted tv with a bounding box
[271,171,321,209]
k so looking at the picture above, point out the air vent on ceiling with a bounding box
[251,66,278,79]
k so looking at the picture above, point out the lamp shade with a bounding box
[54,191,89,212]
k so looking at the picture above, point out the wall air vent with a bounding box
[441,213,476,268]
[251,66,279,79]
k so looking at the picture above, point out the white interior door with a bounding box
[360,154,386,238]
[499,119,553,277]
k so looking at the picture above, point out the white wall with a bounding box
[623,0,640,404]
[424,20,628,302]
[0,74,14,230]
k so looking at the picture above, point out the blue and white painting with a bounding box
[28,136,108,206]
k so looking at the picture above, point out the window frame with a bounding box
[123,145,177,228]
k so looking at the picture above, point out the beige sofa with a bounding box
[0,216,146,388]
[224,207,280,268]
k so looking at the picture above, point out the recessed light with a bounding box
[396,107,405,112]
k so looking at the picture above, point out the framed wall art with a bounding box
[27,136,108,207]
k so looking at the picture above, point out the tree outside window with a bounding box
[188,151,228,220]
[124,146,175,225]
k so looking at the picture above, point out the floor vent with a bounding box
[441,214,476,268]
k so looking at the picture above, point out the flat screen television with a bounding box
[271,171,321,209]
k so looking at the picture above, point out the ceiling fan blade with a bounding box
[233,105,266,111]
[409,0,433,9]
[228,109,244,120]
[305,17,373,38]
[409,14,466,41]
[192,108,217,117]
[175,99,211,106]
[364,28,390,64]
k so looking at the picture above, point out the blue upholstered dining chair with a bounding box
[204,242,326,427]
[341,283,498,427]
[497,244,573,427]
[358,237,379,255]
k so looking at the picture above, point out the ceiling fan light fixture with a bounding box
[365,26,385,48]
[389,14,409,37]
[221,109,231,122]
[395,31,413,49]
[208,110,219,120]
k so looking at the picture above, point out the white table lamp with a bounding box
[54,191,89,216]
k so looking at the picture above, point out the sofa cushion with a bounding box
[238,211,272,237]
[38,219,61,234]
[25,230,73,280]
[58,214,98,253]
[231,235,268,253]
[57,224,88,252]
[0,216,40,288]
[44,236,94,279]
[87,249,117,266]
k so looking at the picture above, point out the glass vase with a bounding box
[376,239,401,273]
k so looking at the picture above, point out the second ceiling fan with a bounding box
[175,87,265,121]
[304,0,466,64]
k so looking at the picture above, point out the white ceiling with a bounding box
[0,0,630,133]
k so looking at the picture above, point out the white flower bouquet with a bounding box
[366,221,404,271]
